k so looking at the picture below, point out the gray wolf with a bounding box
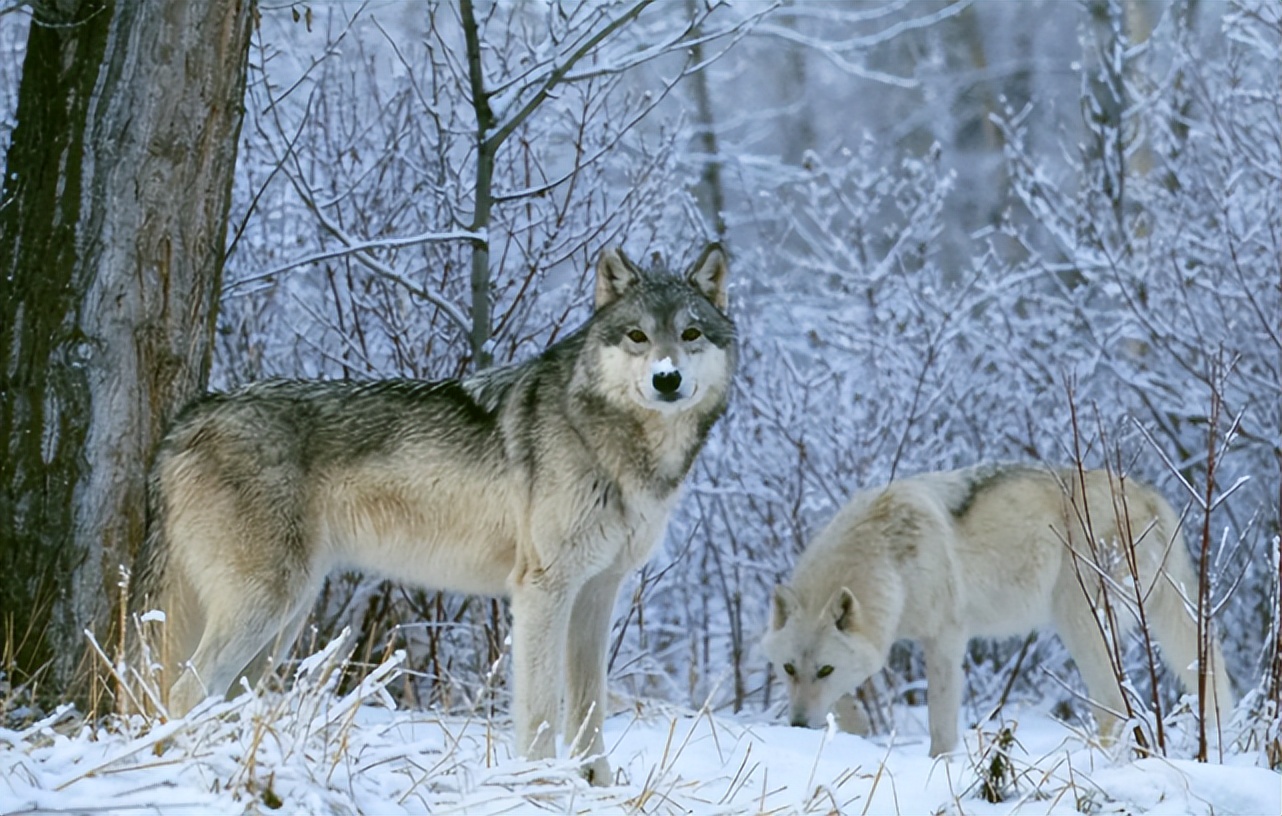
[762,464,1234,756]
[134,243,734,783]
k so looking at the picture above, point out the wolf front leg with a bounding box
[508,570,575,762]
[922,633,966,757]
[565,568,627,786]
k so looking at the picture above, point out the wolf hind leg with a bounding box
[168,584,313,717]
[238,605,314,697]
[922,632,965,756]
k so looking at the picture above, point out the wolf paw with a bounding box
[832,693,871,735]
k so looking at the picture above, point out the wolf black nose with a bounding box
[653,370,682,396]
[790,718,809,728]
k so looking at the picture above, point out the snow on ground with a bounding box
[2,649,1278,815]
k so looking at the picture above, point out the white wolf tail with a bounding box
[1142,485,1236,735]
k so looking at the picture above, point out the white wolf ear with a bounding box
[685,243,728,311]
[771,584,799,631]
[830,587,861,634]
[595,247,643,308]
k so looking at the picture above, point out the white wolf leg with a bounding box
[565,568,625,785]
[832,693,871,735]
[922,634,965,756]
[509,576,574,761]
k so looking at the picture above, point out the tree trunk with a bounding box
[0,0,254,705]
[777,1,816,167]
[686,0,726,239]
[460,0,494,371]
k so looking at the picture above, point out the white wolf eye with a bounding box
[681,326,702,342]
[816,665,834,679]
[626,329,648,344]
[782,662,796,677]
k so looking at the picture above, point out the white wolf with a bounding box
[134,244,735,784]
[761,464,1234,756]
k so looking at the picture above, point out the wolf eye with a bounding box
[626,329,648,344]
[681,327,702,342]
[782,663,796,677]
[817,665,835,679]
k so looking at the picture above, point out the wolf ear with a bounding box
[830,587,861,633]
[595,247,643,308]
[771,584,799,631]
[685,243,728,311]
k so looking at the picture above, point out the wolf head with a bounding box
[587,244,735,416]
[761,584,883,729]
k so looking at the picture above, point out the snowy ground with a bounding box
[2,648,1278,815]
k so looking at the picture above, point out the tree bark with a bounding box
[461,0,495,370]
[686,0,727,239]
[0,0,254,703]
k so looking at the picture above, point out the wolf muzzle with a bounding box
[652,369,682,398]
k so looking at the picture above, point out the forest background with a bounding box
[0,0,1278,769]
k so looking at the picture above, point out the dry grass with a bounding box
[2,623,1274,815]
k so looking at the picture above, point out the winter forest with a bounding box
[1,1,1280,813]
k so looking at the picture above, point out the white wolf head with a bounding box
[589,244,734,416]
[761,584,883,728]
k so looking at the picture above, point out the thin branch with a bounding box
[227,230,482,292]
[485,0,655,153]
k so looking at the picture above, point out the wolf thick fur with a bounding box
[134,244,734,783]
[762,465,1234,756]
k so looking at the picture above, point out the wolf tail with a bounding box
[126,446,201,716]
[131,459,168,618]
[1141,483,1236,730]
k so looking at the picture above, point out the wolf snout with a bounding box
[790,716,811,728]
[652,369,682,396]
